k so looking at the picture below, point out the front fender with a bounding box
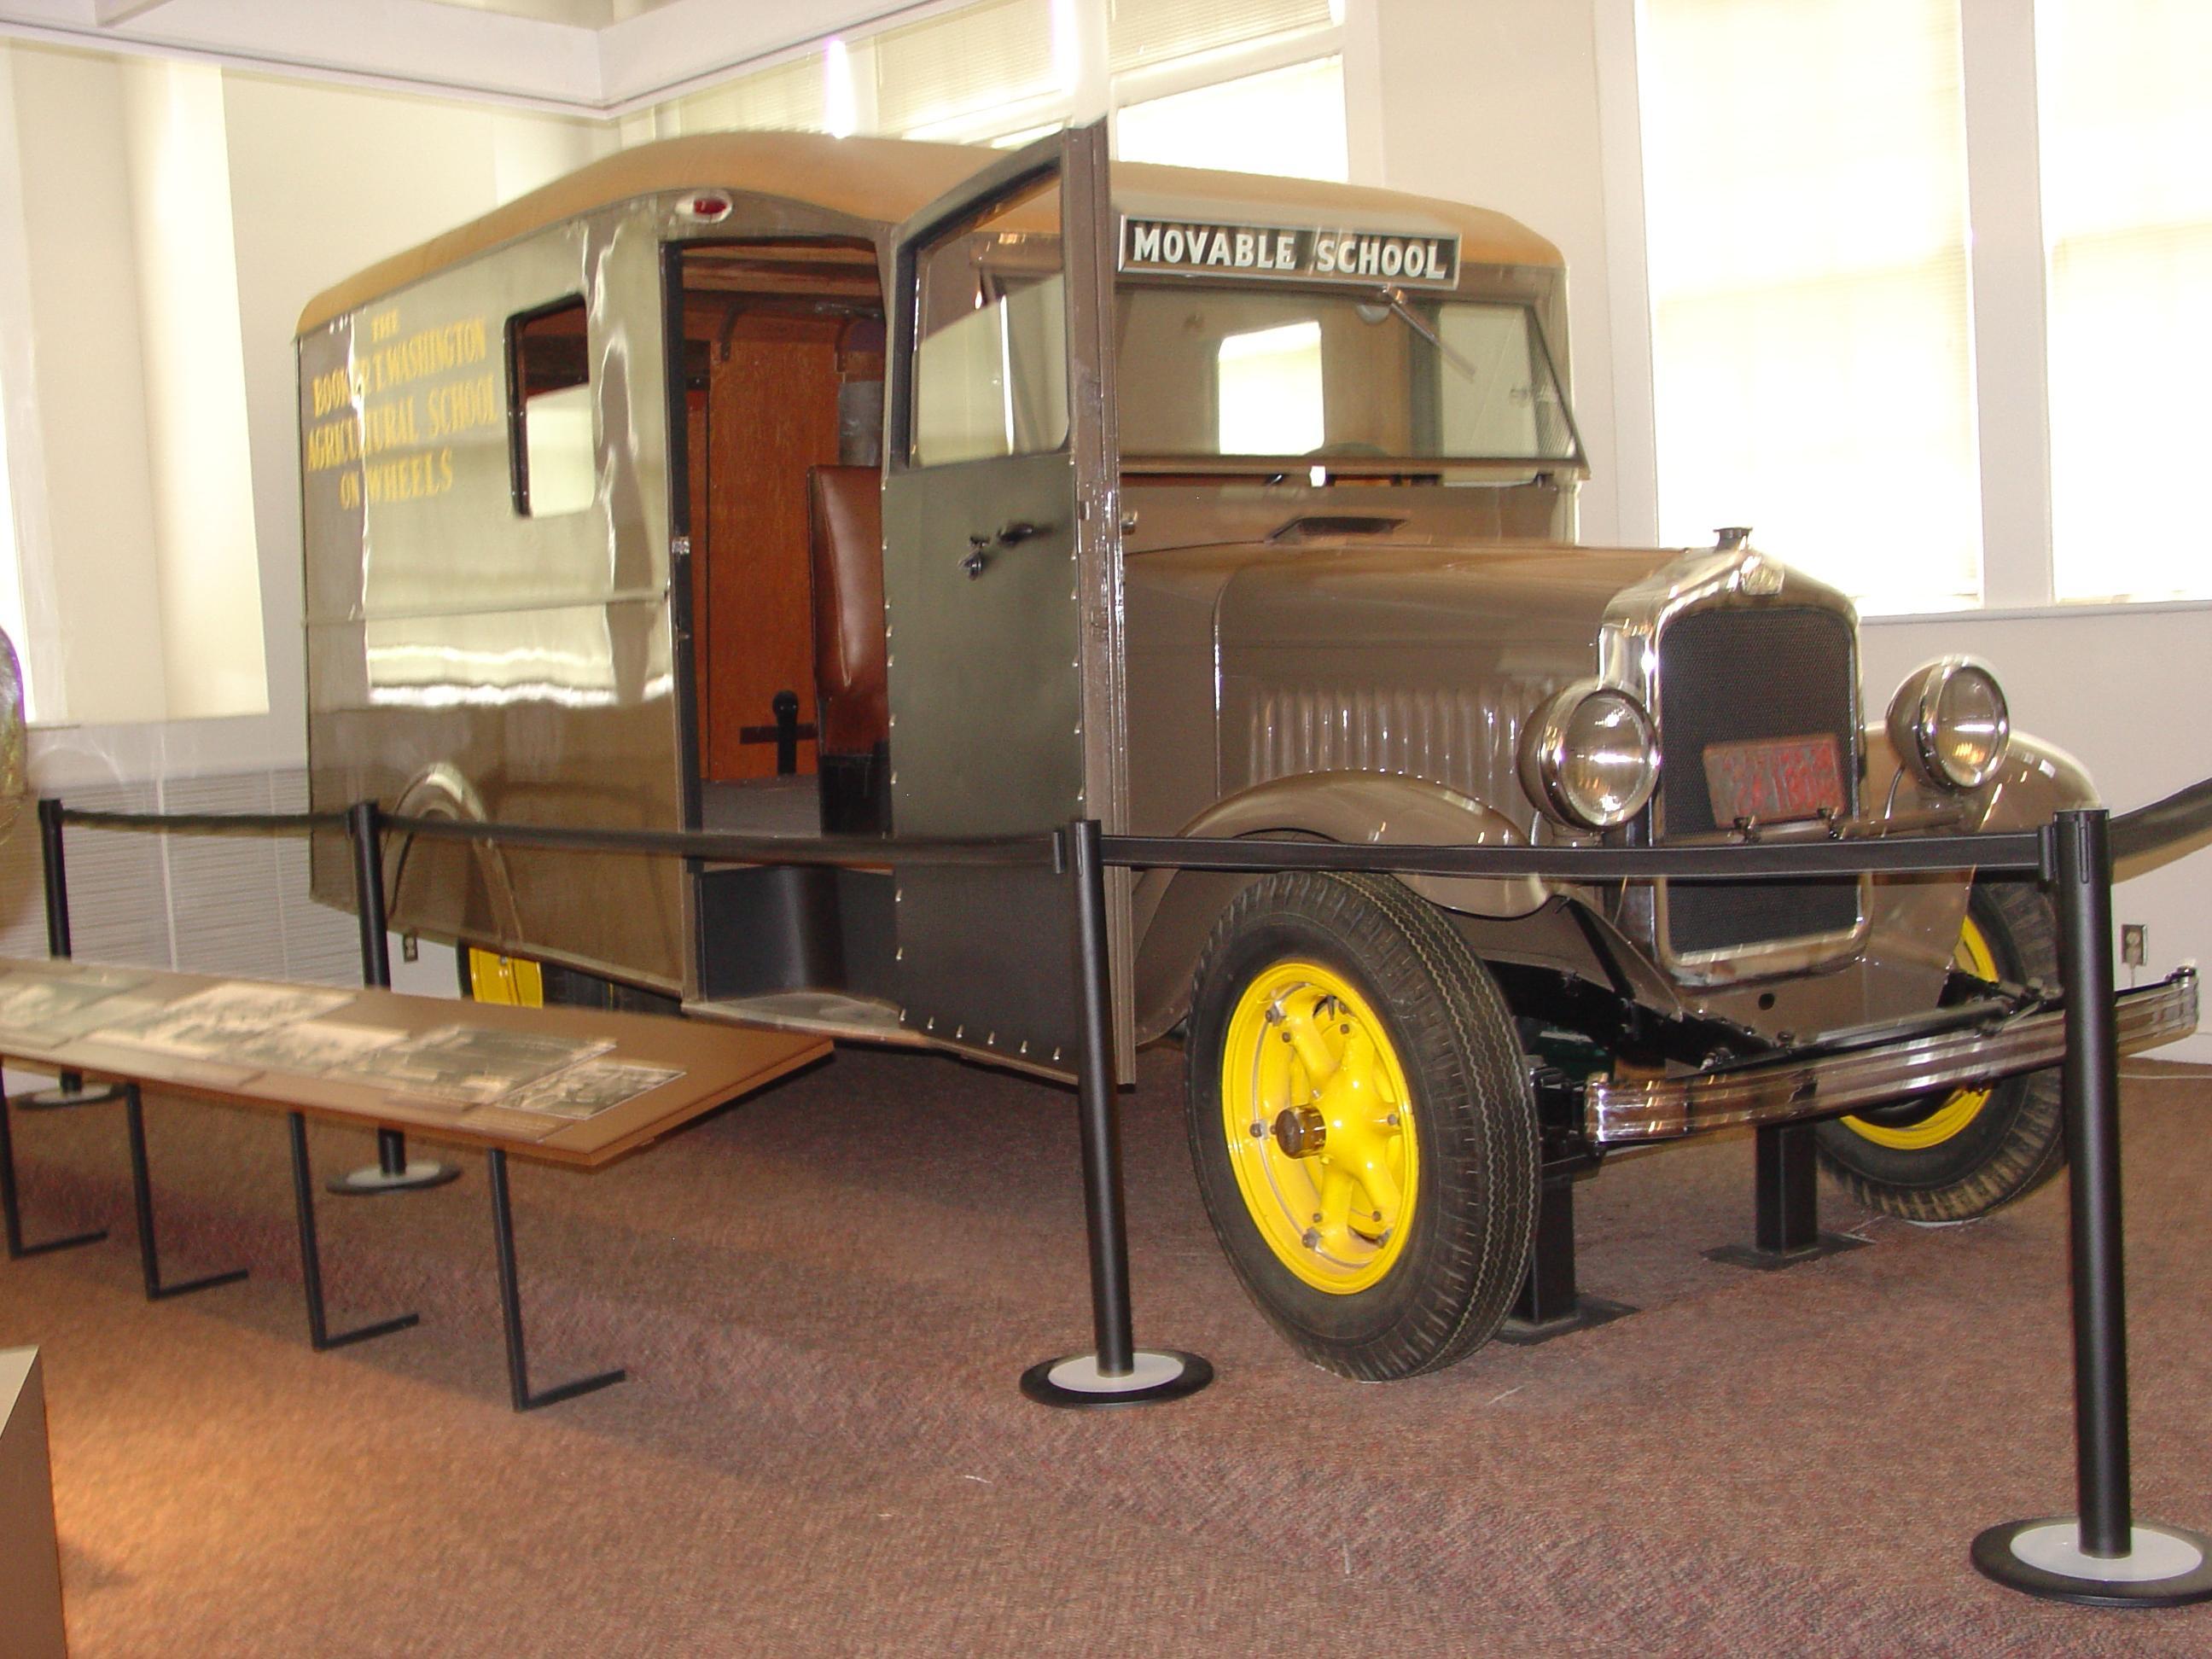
[1976,731,2098,829]
[1130,771,1549,1044]
[1814,726,2094,1029]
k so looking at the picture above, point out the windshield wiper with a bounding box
[1377,284,1481,381]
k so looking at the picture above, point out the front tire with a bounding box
[1815,880,2065,1222]
[1184,871,1539,1380]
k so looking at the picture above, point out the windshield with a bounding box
[1115,285,1580,467]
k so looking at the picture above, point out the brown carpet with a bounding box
[3,1045,2209,1656]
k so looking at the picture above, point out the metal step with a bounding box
[684,989,923,1048]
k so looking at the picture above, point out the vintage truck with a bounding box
[296,124,2195,1382]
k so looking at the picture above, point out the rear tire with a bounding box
[1184,871,1538,1380]
[1815,880,2065,1222]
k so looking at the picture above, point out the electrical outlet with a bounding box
[2121,923,2147,967]
[401,932,420,963]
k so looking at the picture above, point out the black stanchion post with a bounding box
[326,800,457,1196]
[1972,807,2212,1605]
[12,798,124,1111]
[1019,819,1212,1408]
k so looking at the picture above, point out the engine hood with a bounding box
[1195,538,1688,830]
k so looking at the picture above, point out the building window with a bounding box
[2039,0,2212,602]
[630,0,1350,183]
[1115,55,1347,182]
[1640,0,1981,614]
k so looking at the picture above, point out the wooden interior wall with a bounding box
[686,307,844,783]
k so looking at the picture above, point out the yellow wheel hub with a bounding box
[1840,911,2000,1150]
[1220,960,1417,1295]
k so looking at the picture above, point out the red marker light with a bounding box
[684,195,731,221]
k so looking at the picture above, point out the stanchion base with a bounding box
[1496,1295,1636,1347]
[326,1160,462,1196]
[1020,1349,1214,1409]
[12,1082,126,1112]
[1972,1519,2212,1608]
[1703,1231,1867,1272]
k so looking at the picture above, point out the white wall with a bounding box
[3,46,611,793]
[6,44,170,728]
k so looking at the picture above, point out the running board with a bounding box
[684,990,928,1048]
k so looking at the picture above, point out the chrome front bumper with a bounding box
[1588,969,2198,1144]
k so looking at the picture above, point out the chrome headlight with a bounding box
[1518,680,1658,830]
[1886,657,2010,791]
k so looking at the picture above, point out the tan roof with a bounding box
[296,131,1563,336]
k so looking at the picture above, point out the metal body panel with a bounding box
[882,125,1126,1074]
[303,199,676,992]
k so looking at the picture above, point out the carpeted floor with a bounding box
[2,1043,2209,1656]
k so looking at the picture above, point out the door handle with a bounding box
[961,521,1050,578]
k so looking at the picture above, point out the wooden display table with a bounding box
[0,958,828,1409]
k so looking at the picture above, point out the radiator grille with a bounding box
[1657,606,1860,958]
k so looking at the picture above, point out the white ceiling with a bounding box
[0,0,912,114]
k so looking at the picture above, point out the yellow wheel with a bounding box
[1219,961,1418,1295]
[1185,870,1538,1380]
[460,946,544,1006]
[457,947,676,1015]
[1815,881,2068,1222]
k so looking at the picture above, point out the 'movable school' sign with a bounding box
[1118,217,1461,288]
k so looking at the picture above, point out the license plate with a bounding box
[1703,735,1845,826]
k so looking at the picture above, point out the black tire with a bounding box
[1814,880,2065,1222]
[1183,870,1539,1381]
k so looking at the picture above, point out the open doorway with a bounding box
[673,238,889,841]
[671,236,905,1027]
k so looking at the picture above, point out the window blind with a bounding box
[1642,0,1981,613]
[2040,0,2212,602]
[662,54,826,136]
[872,0,1060,138]
[1107,0,1334,77]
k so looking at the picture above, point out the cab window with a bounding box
[909,178,1068,467]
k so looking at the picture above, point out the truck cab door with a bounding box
[882,122,1126,1076]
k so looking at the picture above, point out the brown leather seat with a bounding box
[807,465,888,754]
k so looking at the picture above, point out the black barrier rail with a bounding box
[22,783,2212,1601]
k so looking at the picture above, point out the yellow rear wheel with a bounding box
[461,946,544,1006]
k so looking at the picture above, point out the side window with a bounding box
[507,297,594,516]
[910,178,1068,467]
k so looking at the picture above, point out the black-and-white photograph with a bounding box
[355,1025,614,1105]
[491,1058,683,1121]
[0,970,154,1040]
[89,982,355,1057]
[224,1019,408,1080]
